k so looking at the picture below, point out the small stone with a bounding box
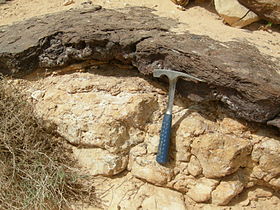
[269,177,280,189]
[188,155,202,177]
[31,90,45,101]
[187,178,219,203]
[129,155,173,185]
[63,0,74,6]
[212,174,245,205]
[73,147,128,176]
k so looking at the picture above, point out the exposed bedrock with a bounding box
[16,66,280,207]
[0,6,279,128]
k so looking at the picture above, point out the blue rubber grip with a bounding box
[156,113,172,165]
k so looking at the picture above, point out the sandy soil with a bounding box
[0,0,279,63]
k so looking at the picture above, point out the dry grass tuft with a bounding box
[0,76,99,210]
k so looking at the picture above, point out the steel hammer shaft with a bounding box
[153,69,204,165]
[156,78,177,164]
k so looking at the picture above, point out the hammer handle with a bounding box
[156,113,172,165]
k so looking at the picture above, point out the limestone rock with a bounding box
[214,0,260,27]
[251,138,280,186]
[191,133,252,178]
[128,144,174,186]
[219,117,247,134]
[168,173,195,193]
[187,178,219,203]
[18,63,280,207]
[238,0,280,24]
[73,147,128,176]
[188,155,203,177]
[119,183,186,210]
[32,72,159,154]
[94,172,186,210]
[174,112,213,162]
[212,173,245,205]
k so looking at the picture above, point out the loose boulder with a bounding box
[214,0,260,27]
[238,0,280,24]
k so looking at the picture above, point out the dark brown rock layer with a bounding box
[238,0,280,24]
[0,6,279,128]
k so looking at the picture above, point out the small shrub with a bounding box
[0,76,98,209]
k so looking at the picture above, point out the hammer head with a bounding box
[153,69,205,82]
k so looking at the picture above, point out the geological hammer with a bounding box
[153,69,205,165]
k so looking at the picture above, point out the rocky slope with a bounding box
[17,62,280,209]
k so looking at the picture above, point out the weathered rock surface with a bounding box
[212,179,244,205]
[214,0,260,27]
[191,133,252,178]
[19,64,280,208]
[238,0,280,24]
[251,138,280,186]
[212,172,246,205]
[187,178,219,202]
[73,148,128,176]
[93,173,186,210]
[0,6,279,129]
[31,68,158,154]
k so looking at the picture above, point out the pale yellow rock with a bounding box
[191,133,252,178]
[187,178,219,203]
[214,0,260,28]
[188,155,202,177]
[169,174,195,193]
[251,139,280,183]
[33,73,159,154]
[72,147,128,176]
[22,66,280,208]
[269,177,280,189]
[129,149,173,185]
[119,183,186,210]
[212,173,245,205]
[146,136,160,154]
[174,112,213,162]
[91,172,186,210]
[248,187,273,200]
[219,117,247,134]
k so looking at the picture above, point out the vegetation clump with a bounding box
[0,77,97,209]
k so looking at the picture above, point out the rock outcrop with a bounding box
[238,0,280,24]
[0,6,279,130]
[17,63,280,208]
[214,0,260,27]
